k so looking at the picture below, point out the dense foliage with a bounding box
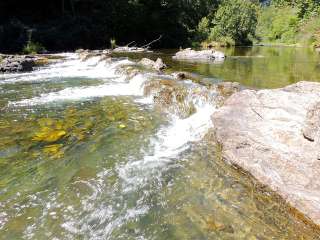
[0,0,220,52]
[0,0,319,53]
[256,0,320,46]
[256,6,300,44]
[209,0,258,45]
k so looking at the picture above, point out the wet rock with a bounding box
[43,144,64,158]
[0,55,37,73]
[216,82,241,98]
[115,65,141,79]
[173,72,189,80]
[75,49,86,54]
[154,58,167,71]
[78,49,111,61]
[33,128,67,143]
[139,58,155,68]
[143,79,196,118]
[212,81,320,226]
[173,48,225,61]
[139,58,167,71]
[143,79,176,96]
[34,57,50,66]
[172,71,202,84]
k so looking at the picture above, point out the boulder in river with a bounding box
[172,71,201,84]
[173,48,225,61]
[77,49,111,61]
[212,81,320,226]
[0,55,37,73]
[139,58,167,71]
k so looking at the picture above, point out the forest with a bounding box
[0,0,319,53]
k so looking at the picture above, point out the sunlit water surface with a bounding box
[0,48,320,239]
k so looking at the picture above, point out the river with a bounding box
[0,47,320,239]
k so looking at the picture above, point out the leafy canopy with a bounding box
[210,0,258,45]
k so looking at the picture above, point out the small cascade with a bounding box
[2,52,234,239]
[7,52,224,190]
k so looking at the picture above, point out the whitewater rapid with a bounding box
[3,53,218,238]
[6,52,217,168]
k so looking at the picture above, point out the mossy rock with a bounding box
[33,127,66,143]
[42,144,64,158]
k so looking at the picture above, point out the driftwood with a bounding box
[113,35,162,53]
[140,35,162,49]
[113,46,150,53]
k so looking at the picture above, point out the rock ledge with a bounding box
[213,81,320,226]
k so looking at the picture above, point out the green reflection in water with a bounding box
[115,46,320,89]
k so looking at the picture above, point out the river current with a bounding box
[0,48,320,239]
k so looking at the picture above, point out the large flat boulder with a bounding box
[173,48,225,62]
[212,81,320,226]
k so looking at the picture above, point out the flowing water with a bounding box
[1,47,320,239]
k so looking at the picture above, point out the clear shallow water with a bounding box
[0,49,320,239]
[120,46,320,89]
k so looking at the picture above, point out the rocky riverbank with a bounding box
[212,81,320,226]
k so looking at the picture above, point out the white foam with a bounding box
[0,54,133,85]
[10,74,148,106]
[118,102,216,192]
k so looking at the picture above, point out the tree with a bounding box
[210,0,258,45]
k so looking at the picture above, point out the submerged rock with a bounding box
[212,81,320,226]
[173,48,225,61]
[33,128,67,143]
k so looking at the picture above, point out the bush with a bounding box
[197,17,211,41]
[209,0,258,45]
[298,16,320,47]
[110,38,117,49]
[23,41,46,54]
[256,6,299,44]
[192,17,211,47]
[22,29,46,54]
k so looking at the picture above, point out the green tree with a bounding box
[210,0,258,45]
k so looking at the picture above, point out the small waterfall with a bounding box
[4,53,222,238]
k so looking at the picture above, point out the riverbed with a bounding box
[0,47,320,239]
